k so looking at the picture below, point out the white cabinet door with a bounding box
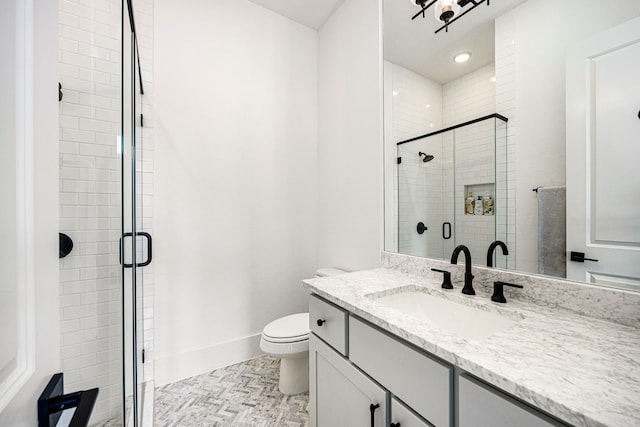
[566,16,640,291]
[458,375,564,427]
[309,334,388,427]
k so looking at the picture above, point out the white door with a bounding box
[0,0,60,425]
[566,17,640,290]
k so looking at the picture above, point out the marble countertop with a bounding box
[302,268,640,427]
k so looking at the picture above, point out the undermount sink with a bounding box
[370,288,525,341]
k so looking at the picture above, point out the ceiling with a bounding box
[246,0,526,83]
[246,0,346,29]
[384,0,527,83]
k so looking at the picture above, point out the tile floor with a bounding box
[154,355,310,426]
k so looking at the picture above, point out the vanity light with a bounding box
[454,52,471,63]
[410,0,492,34]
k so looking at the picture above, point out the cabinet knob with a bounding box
[391,423,401,427]
[316,319,325,327]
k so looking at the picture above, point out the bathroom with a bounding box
[1,0,639,426]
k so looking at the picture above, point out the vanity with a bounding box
[303,254,640,427]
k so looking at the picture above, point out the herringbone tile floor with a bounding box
[154,355,309,427]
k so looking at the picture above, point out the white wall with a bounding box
[153,0,318,385]
[317,0,382,271]
[0,0,59,424]
[496,0,640,273]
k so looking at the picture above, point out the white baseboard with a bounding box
[155,333,263,387]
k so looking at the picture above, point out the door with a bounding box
[0,0,60,424]
[309,335,387,427]
[121,14,149,426]
[566,16,640,291]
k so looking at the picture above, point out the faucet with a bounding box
[486,240,509,267]
[450,245,475,295]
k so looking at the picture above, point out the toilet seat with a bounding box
[260,313,309,357]
[262,313,309,343]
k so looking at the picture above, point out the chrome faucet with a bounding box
[450,245,475,295]
[486,240,509,267]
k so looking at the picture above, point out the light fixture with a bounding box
[454,52,471,63]
[434,0,461,25]
[410,0,492,34]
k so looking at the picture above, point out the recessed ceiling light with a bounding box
[454,52,471,63]
[490,76,496,83]
[393,91,399,96]
[425,104,431,109]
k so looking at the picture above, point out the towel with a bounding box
[537,186,566,278]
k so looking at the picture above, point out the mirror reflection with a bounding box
[383,0,640,291]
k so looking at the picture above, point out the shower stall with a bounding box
[396,114,509,268]
[56,0,152,425]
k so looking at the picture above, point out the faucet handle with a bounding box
[431,268,453,289]
[491,281,523,303]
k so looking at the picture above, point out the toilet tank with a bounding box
[316,267,348,277]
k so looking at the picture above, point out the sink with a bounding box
[370,289,524,341]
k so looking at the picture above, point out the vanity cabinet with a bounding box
[458,374,565,427]
[309,334,388,427]
[349,317,451,427]
[309,294,567,427]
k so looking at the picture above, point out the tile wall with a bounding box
[442,64,503,267]
[494,19,517,270]
[386,62,443,258]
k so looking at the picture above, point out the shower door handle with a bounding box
[119,232,153,268]
[442,222,452,239]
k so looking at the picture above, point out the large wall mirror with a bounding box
[383,0,640,291]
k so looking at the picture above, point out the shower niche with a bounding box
[395,114,508,267]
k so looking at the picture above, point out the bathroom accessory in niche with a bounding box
[464,183,495,216]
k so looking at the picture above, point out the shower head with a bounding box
[418,152,435,163]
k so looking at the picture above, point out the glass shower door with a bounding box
[121,7,149,426]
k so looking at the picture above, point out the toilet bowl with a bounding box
[260,267,348,395]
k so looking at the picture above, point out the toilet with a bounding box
[260,267,348,395]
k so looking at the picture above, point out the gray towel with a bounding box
[537,186,566,278]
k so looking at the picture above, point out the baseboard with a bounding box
[155,333,263,387]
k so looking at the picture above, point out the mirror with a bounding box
[383,0,640,290]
